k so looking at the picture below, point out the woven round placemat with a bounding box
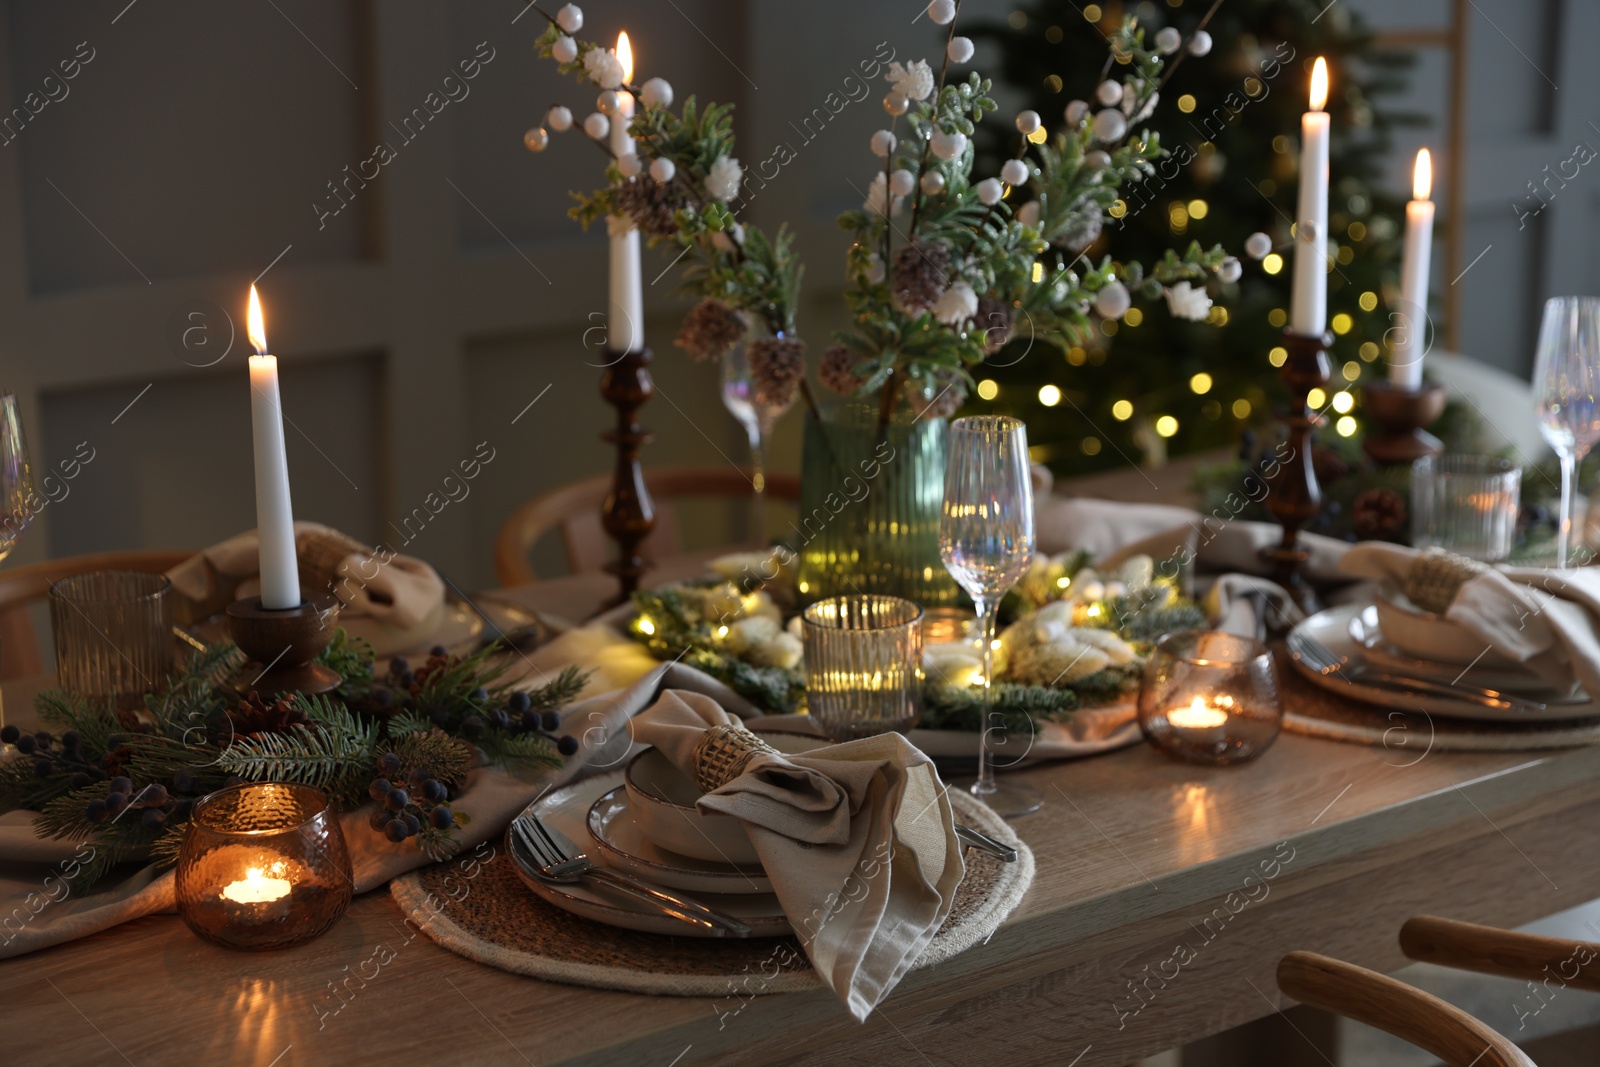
[1279,652,1600,752]
[389,790,1033,996]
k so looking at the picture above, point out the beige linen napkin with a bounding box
[1342,543,1600,695]
[629,690,963,1020]
[165,521,445,628]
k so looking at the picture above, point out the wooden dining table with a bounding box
[4,551,1600,1066]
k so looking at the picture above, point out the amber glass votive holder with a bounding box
[1138,630,1282,765]
[176,782,352,950]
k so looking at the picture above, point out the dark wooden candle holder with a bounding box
[1362,379,1447,466]
[1261,330,1334,614]
[225,594,342,696]
[599,347,658,606]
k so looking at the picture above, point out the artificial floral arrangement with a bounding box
[522,1,1246,424]
[0,633,587,889]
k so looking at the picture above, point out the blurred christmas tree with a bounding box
[969,0,1421,474]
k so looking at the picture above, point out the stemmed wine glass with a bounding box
[722,345,794,545]
[0,389,35,565]
[1532,296,1600,568]
[939,415,1039,817]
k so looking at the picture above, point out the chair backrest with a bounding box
[1402,914,1600,993]
[1277,951,1536,1067]
[0,549,194,681]
[494,466,800,587]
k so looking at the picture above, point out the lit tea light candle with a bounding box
[1167,694,1233,745]
[220,862,292,922]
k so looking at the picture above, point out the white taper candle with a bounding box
[1290,58,1330,337]
[246,285,301,610]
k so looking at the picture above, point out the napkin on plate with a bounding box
[166,521,445,628]
[629,690,963,1021]
[1342,542,1600,695]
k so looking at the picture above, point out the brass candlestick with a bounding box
[1261,330,1333,614]
[1362,379,1447,466]
[600,347,657,606]
[225,594,342,696]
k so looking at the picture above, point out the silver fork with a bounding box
[510,811,753,938]
[1287,627,1548,714]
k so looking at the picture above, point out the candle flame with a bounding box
[1413,147,1432,201]
[247,284,268,356]
[1309,57,1329,111]
[616,31,633,85]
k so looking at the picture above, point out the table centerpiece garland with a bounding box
[0,633,588,890]
[625,551,1203,734]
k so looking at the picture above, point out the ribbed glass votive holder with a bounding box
[802,594,923,740]
[48,571,173,709]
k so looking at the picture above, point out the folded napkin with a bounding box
[629,690,963,1020]
[1343,543,1600,695]
[166,521,445,628]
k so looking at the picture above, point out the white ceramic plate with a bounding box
[1291,603,1600,722]
[504,771,793,938]
[587,786,774,896]
[1347,604,1566,695]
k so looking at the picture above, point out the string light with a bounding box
[1155,415,1179,437]
[1331,391,1354,413]
[1189,372,1213,394]
[1038,384,1062,406]
[1112,399,1134,420]
[1232,398,1251,418]
[977,379,999,400]
[1335,416,1358,437]
[1263,253,1283,275]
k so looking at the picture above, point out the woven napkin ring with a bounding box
[691,723,779,792]
[1403,547,1488,615]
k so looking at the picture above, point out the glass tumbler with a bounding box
[1138,630,1282,765]
[176,782,353,950]
[49,571,174,709]
[1410,455,1521,562]
[802,594,923,740]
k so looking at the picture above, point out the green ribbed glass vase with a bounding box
[795,402,962,608]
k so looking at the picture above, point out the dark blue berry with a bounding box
[399,671,417,689]
[34,731,53,746]
[370,687,394,708]
[421,778,447,803]
[557,735,579,757]
[141,809,166,830]
[490,709,510,730]
[389,656,410,677]
[519,711,541,733]
[469,686,489,704]
[402,814,421,836]
[429,644,449,657]
[541,711,561,732]
[109,776,132,796]
[377,752,401,776]
[369,778,393,801]
[460,715,484,740]
[60,730,81,750]
[385,789,410,812]
[104,793,128,816]
[369,810,390,831]
[137,784,169,807]
[429,806,453,829]
[70,772,92,789]
[15,735,36,755]
[35,759,54,778]
[0,724,18,744]
[384,818,409,843]
[507,691,532,713]
[107,733,128,748]
[85,799,108,823]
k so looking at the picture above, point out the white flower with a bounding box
[583,47,625,89]
[1244,231,1273,259]
[617,153,642,178]
[870,129,897,158]
[863,172,903,217]
[864,252,886,284]
[749,632,802,670]
[934,281,979,325]
[552,35,578,64]
[889,168,916,197]
[1164,281,1213,321]
[947,36,974,64]
[887,60,935,102]
[928,0,957,25]
[1064,99,1089,126]
[1017,200,1041,228]
[976,177,1004,205]
[556,4,583,33]
[1015,109,1042,135]
[605,214,632,237]
[1154,27,1181,55]
[641,77,673,108]
[930,129,967,161]
[1095,280,1130,320]
[1001,159,1029,186]
[649,157,676,183]
[1218,256,1242,284]
[582,112,609,139]
[705,156,743,200]
[1188,30,1213,56]
[726,616,780,655]
[1095,80,1123,106]
[1092,109,1127,142]
[920,170,946,195]
[1124,90,1159,125]
[546,105,573,132]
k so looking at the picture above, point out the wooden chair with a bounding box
[0,549,193,681]
[494,466,800,587]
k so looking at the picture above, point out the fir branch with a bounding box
[216,722,378,801]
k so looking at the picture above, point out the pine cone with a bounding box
[613,177,689,240]
[674,298,746,362]
[1353,487,1407,541]
[747,336,807,410]
[903,373,967,420]
[817,344,865,395]
[973,295,1015,354]
[891,239,953,315]
[1311,445,1351,486]
[228,691,309,737]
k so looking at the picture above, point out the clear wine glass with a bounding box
[1532,296,1600,567]
[0,389,35,565]
[939,415,1039,817]
[722,344,793,545]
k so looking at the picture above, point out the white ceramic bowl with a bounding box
[623,731,829,865]
[1374,583,1517,668]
